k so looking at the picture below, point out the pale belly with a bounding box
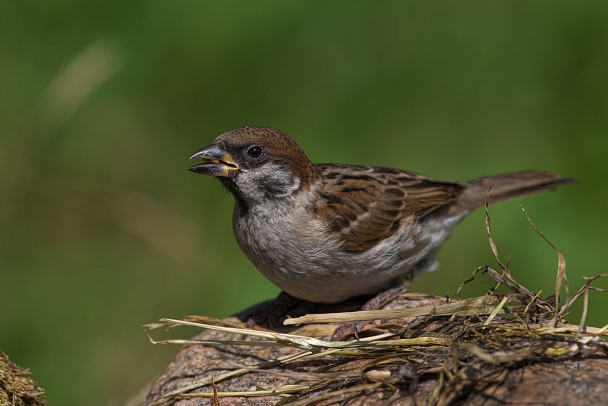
[233,204,456,303]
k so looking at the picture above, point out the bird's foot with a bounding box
[330,284,408,341]
[242,291,301,329]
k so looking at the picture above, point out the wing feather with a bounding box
[314,164,464,252]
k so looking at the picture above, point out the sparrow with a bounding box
[188,126,575,339]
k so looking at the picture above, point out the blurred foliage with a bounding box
[1,1,607,404]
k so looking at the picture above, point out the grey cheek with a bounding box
[236,163,299,201]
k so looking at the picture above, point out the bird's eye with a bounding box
[247,146,263,158]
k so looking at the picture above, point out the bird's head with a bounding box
[189,126,319,209]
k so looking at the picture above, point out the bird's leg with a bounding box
[243,291,301,329]
[330,279,411,341]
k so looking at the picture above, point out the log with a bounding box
[145,293,608,406]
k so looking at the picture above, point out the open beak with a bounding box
[188,144,239,177]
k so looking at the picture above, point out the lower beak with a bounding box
[188,144,239,177]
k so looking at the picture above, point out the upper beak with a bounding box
[188,144,239,177]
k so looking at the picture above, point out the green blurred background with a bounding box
[1,1,607,404]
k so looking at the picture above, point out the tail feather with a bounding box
[458,170,577,212]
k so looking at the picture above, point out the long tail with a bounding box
[457,170,577,212]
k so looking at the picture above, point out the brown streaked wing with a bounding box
[314,164,464,252]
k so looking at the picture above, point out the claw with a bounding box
[330,320,370,341]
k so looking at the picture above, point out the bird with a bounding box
[188,126,575,340]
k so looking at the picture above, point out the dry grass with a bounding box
[0,352,47,406]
